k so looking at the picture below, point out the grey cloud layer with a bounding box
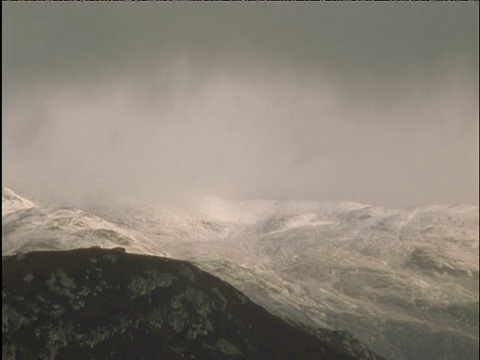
[2,3,479,208]
[4,3,478,84]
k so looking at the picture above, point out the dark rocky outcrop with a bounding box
[2,247,383,360]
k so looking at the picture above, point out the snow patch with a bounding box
[2,188,38,215]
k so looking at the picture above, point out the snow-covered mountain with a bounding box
[2,187,38,215]
[2,188,478,359]
[2,188,165,257]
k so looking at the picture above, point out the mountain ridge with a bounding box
[2,247,383,360]
[3,187,478,359]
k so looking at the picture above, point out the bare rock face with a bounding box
[2,247,383,360]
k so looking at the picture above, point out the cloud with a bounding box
[2,3,478,208]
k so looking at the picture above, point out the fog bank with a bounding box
[3,3,478,208]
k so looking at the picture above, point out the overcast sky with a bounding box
[2,3,479,208]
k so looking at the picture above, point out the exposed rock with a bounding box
[2,247,384,359]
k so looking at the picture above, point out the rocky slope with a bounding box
[92,200,479,360]
[3,188,478,359]
[2,247,383,360]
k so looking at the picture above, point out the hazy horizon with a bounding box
[2,3,479,209]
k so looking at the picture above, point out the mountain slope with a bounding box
[89,199,480,360]
[2,188,165,257]
[2,188,37,215]
[3,188,478,359]
[2,247,383,360]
